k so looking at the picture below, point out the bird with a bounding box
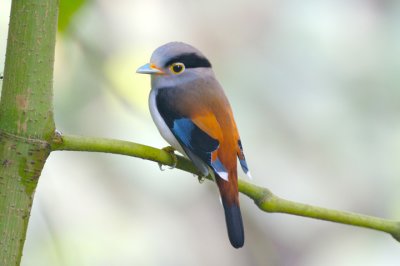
[136,42,251,248]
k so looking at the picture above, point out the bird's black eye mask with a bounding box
[164,53,212,69]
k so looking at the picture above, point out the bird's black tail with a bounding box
[222,199,244,248]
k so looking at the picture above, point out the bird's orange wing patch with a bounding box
[191,112,223,142]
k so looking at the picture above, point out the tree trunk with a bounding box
[0,1,59,265]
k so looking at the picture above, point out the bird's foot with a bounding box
[158,146,178,171]
[197,175,206,184]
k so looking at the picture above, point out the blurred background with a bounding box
[1,0,400,265]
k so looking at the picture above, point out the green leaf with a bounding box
[58,0,86,33]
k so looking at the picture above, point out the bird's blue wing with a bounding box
[238,139,252,179]
[172,117,219,165]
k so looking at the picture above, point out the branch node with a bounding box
[391,223,400,242]
[254,188,275,212]
[51,129,63,145]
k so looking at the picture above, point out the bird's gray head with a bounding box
[136,42,214,88]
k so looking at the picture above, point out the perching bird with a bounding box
[137,42,251,248]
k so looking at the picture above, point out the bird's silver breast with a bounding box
[149,88,186,155]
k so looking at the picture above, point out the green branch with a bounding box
[51,133,400,242]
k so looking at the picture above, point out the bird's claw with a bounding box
[158,146,178,171]
[197,175,206,184]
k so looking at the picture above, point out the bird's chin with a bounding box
[151,75,172,89]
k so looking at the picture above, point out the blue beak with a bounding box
[136,63,163,74]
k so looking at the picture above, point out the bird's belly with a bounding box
[149,89,187,156]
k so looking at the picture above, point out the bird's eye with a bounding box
[170,62,185,74]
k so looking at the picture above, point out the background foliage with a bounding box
[1,0,400,265]
[58,0,86,33]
